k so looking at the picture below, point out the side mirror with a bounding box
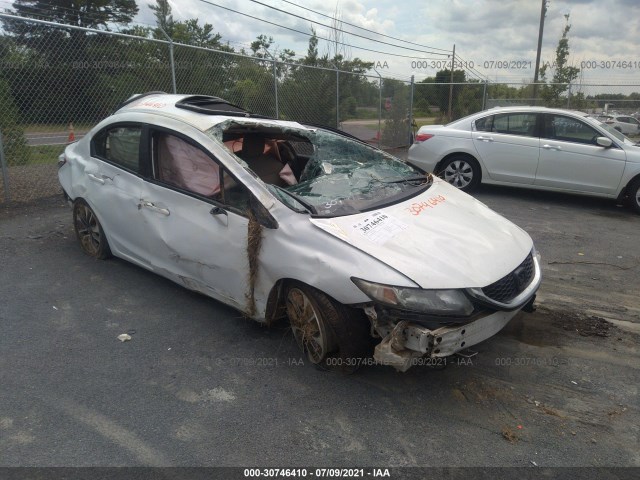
[596,136,613,148]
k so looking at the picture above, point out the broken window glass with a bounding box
[208,121,431,217]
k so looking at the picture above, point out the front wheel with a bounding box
[73,200,111,259]
[627,178,640,214]
[438,155,481,191]
[285,283,372,372]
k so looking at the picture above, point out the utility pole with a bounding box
[448,44,455,122]
[532,0,548,103]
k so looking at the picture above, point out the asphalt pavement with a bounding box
[0,186,638,468]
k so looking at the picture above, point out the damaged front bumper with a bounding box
[372,309,521,372]
[365,251,542,372]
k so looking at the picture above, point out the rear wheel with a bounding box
[73,200,111,259]
[438,155,481,191]
[627,178,640,214]
[285,283,372,373]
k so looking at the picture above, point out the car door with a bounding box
[535,114,626,194]
[617,116,640,135]
[88,123,151,266]
[471,112,540,184]
[137,128,253,311]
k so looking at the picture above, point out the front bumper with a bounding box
[371,251,541,372]
[373,309,519,372]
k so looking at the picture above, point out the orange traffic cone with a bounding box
[68,122,75,143]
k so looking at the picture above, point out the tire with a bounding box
[437,155,481,191]
[285,282,373,373]
[627,178,640,214]
[73,200,112,259]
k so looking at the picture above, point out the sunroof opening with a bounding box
[175,96,251,116]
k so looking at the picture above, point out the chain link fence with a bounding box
[1,13,640,206]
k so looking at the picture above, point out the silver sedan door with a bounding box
[471,112,540,184]
[88,124,150,266]
[535,114,626,194]
[138,130,252,311]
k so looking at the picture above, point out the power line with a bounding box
[244,0,449,56]
[197,0,449,61]
[454,54,489,81]
[279,0,450,53]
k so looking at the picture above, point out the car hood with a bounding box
[309,180,533,289]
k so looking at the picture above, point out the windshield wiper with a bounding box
[271,185,318,214]
[382,175,432,185]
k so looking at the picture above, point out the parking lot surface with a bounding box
[1,186,638,467]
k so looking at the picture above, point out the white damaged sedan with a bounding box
[58,93,541,372]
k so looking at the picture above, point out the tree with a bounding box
[250,35,274,58]
[7,0,138,30]
[539,15,580,107]
[2,1,139,123]
[0,77,29,166]
[380,79,409,146]
[149,0,174,37]
[415,70,471,120]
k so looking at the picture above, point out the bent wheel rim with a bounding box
[286,288,329,364]
[75,205,101,256]
[443,160,473,188]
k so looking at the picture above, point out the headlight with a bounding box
[351,278,474,316]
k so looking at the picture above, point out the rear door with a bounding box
[471,112,540,184]
[535,114,626,194]
[88,123,150,266]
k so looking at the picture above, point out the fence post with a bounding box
[448,44,456,121]
[159,27,177,94]
[336,67,339,129]
[273,59,279,119]
[0,131,10,203]
[168,40,177,94]
[408,75,414,145]
[264,49,279,119]
[374,68,382,148]
[482,80,488,110]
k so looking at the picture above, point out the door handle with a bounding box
[210,206,227,216]
[542,144,562,151]
[476,136,494,142]
[87,173,105,184]
[141,201,170,216]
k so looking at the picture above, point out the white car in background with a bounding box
[58,93,541,372]
[589,114,640,135]
[408,106,640,214]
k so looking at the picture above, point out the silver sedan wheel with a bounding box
[75,203,102,256]
[443,160,474,188]
[635,188,640,208]
[286,287,331,364]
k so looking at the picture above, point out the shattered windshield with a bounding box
[208,120,431,217]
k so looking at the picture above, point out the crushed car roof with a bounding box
[114,92,306,132]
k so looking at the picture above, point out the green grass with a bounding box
[25,145,65,166]
[22,123,93,134]
[415,117,439,129]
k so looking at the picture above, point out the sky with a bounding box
[134,0,640,87]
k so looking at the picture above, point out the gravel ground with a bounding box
[0,163,62,204]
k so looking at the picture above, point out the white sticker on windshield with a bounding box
[352,211,408,246]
